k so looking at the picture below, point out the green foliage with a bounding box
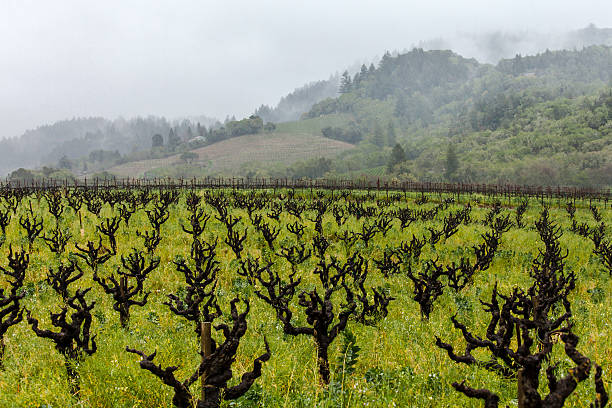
[371,122,385,147]
[151,134,164,148]
[336,329,360,377]
[386,122,396,146]
[179,152,198,164]
[339,71,352,94]
[321,126,362,144]
[58,156,72,170]
[0,190,609,407]
[387,144,406,173]
[167,128,180,148]
[287,157,332,179]
[8,167,76,183]
[444,144,459,181]
[299,46,612,186]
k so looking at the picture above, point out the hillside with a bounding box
[0,116,218,177]
[3,31,612,186]
[291,45,612,186]
[106,132,355,178]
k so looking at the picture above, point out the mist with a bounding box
[0,0,610,141]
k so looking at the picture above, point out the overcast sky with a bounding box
[1,0,610,139]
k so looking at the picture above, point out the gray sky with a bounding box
[1,0,610,138]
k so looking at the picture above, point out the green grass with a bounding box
[0,191,610,407]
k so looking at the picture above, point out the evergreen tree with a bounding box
[372,122,385,147]
[387,143,406,173]
[58,155,72,170]
[386,122,396,146]
[168,128,180,148]
[359,64,369,79]
[394,94,407,118]
[379,51,392,70]
[444,144,459,181]
[339,71,352,93]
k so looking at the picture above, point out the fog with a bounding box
[1,0,611,139]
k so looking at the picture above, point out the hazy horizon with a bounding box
[1,0,611,139]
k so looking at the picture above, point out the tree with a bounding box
[394,94,407,118]
[372,122,385,147]
[339,71,352,93]
[168,128,180,148]
[58,155,72,170]
[387,143,406,173]
[386,122,396,146]
[180,152,198,164]
[152,134,164,148]
[445,144,459,181]
[9,168,36,183]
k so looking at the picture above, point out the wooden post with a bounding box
[517,368,526,408]
[119,276,127,328]
[201,321,212,401]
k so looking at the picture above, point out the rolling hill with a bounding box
[106,132,355,178]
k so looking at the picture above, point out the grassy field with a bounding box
[106,132,355,178]
[0,188,609,407]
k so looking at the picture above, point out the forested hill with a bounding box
[2,42,611,187]
[293,45,611,187]
[254,77,340,123]
[0,116,218,177]
[307,46,611,123]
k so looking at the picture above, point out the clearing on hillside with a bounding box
[107,132,354,177]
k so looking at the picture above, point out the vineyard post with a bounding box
[201,321,212,401]
[119,276,127,328]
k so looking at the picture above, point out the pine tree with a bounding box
[387,143,406,173]
[168,128,180,148]
[386,122,396,146]
[339,71,352,93]
[372,122,385,147]
[379,51,392,70]
[444,144,459,181]
[394,94,407,118]
[360,64,369,79]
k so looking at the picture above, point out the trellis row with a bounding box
[1,177,610,203]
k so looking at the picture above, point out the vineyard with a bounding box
[0,184,610,407]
